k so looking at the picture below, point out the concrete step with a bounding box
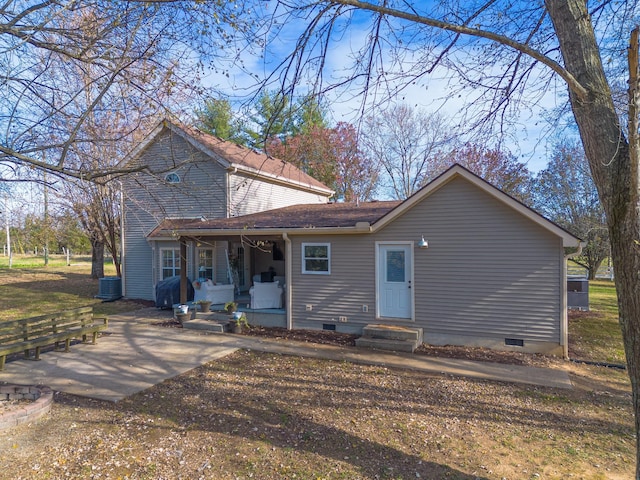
[355,336,419,353]
[197,312,233,322]
[362,324,423,343]
[182,318,228,333]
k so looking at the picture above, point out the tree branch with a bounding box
[325,0,589,100]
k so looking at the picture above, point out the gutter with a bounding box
[174,222,373,239]
[283,232,293,330]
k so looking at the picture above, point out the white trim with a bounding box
[159,247,181,280]
[164,172,181,184]
[375,241,415,320]
[301,242,331,275]
[560,248,569,359]
[195,246,216,281]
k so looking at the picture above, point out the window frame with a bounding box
[160,248,181,280]
[301,242,331,275]
[196,248,215,281]
[164,172,181,184]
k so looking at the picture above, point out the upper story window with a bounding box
[302,243,331,274]
[165,172,181,184]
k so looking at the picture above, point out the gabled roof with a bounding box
[148,164,582,248]
[370,164,581,247]
[122,118,334,196]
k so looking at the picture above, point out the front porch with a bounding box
[180,233,287,326]
[184,299,286,332]
[219,292,286,329]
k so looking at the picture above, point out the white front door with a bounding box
[377,243,413,319]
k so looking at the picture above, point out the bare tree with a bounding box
[361,104,453,199]
[0,1,251,184]
[534,140,610,279]
[251,0,640,473]
[435,143,533,204]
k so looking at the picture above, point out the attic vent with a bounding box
[505,338,524,347]
[322,324,336,331]
[165,172,180,184]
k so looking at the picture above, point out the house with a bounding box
[147,164,582,357]
[120,119,334,301]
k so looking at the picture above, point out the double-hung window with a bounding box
[302,243,330,274]
[161,248,181,279]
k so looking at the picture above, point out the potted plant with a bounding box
[229,312,248,334]
[195,299,212,312]
[224,301,237,314]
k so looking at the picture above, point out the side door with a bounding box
[377,242,413,319]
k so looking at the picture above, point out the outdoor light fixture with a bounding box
[418,236,429,249]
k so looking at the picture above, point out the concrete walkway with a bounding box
[0,309,572,402]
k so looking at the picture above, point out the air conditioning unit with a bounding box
[96,277,122,301]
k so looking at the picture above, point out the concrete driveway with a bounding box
[0,316,241,402]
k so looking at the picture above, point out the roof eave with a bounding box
[171,223,371,238]
[227,164,335,196]
[166,121,333,197]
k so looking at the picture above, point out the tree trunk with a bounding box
[546,0,640,476]
[111,250,121,278]
[90,237,105,280]
[588,258,604,281]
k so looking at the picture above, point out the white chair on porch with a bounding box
[249,281,283,309]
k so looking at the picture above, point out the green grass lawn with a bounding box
[0,255,147,320]
[568,279,625,364]
[0,253,97,269]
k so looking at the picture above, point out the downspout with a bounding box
[119,181,125,297]
[283,232,293,330]
[562,242,585,359]
[226,167,237,218]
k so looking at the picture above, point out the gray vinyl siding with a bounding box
[229,173,329,217]
[123,205,156,300]
[386,177,562,344]
[290,176,564,346]
[123,128,227,300]
[290,234,377,333]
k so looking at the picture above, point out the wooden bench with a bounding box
[0,306,108,370]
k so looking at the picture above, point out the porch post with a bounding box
[283,232,293,330]
[179,237,188,304]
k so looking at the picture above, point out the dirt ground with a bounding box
[0,322,634,480]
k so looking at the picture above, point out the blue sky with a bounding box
[200,2,574,174]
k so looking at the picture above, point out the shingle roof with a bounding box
[148,200,401,238]
[167,121,332,194]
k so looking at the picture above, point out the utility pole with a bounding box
[4,194,11,269]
